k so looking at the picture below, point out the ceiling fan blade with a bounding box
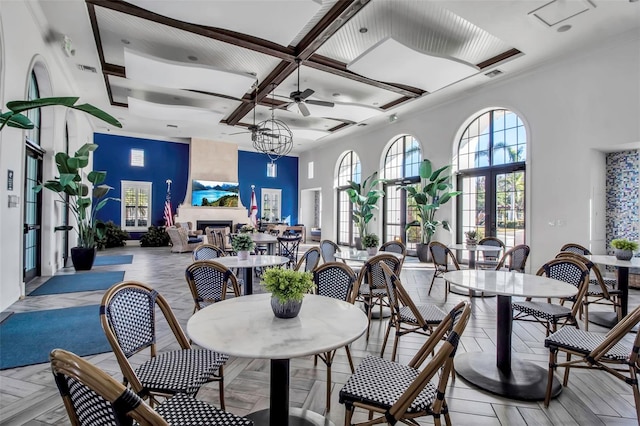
[306,99,335,108]
[298,102,310,117]
[229,130,250,135]
[299,88,315,99]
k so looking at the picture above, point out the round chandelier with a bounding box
[252,84,293,162]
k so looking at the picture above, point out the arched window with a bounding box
[382,135,422,251]
[26,70,41,145]
[336,151,361,246]
[456,109,527,248]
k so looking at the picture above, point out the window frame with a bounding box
[335,151,361,246]
[120,180,152,232]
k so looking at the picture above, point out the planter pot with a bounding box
[416,243,431,263]
[271,296,303,319]
[70,246,97,271]
[614,249,633,261]
[366,247,378,256]
[237,250,250,260]
[354,237,363,250]
[466,240,477,247]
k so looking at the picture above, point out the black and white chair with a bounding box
[428,241,460,302]
[320,239,341,263]
[294,246,321,272]
[476,236,505,269]
[185,260,241,312]
[192,243,226,261]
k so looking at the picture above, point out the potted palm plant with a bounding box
[35,143,119,270]
[232,233,255,260]
[400,159,461,262]
[345,171,385,249]
[261,267,314,318]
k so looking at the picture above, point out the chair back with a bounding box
[536,258,590,318]
[206,227,231,251]
[294,247,321,272]
[185,261,240,311]
[560,243,592,256]
[277,235,302,267]
[356,253,403,293]
[320,240,341,263]
[313,262,357,303]
[429,241,460,271]
[555,251,615,299]
[478,237,505,261]
[379,241,406,256]
[50,348,165,426]
[100,281,191,396]
[496,244,530,272]
[380,262,427,329]
[192,243,226,261]
[387,301,471,420]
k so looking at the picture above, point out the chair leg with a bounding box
[344,404,354,426]
[544,349,557,407]
[428,272,437,295]
[365,296,373,341]
[380,319,392,358]
[344,345,355,374]
[391,329,400,363]
[630,364,640,423]
[562,353,572,386]
[583,303,589,331]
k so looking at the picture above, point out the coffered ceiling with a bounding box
[33,0,640,153]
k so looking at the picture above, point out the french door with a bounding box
[24,144,43,281]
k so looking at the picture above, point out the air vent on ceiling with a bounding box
[76,64,97,73]
[166,124,178,128]
[485,69,504,78]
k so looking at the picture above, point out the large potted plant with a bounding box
[261,267,314,319]
[35,143,119,270]
[345,171,385,249]
[400,159,461,262]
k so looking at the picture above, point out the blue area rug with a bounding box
[29,271,125,296]
[0,305,111,369]
[93,254,133,266]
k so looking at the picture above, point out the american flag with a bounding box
[164,180,173,227]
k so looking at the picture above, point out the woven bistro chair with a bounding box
[475,237,505,269]
[543,305,640,421]
[555,252,622,331]
[320,239,341,263]
[339,301,471,426]
[495,244,530,273]
[354,253,403,340]
[100,281,229,408]
[185,260,241,312]
[294,246,321,272]
[560,242,592,256]
[379,262,447,362]
[50,348,253,426]
[428,241,460,302]
[192,243,226,261]
[379,240,407,268]
[312,262,358,412]
[277,235,302,268]
[512,258,591,336]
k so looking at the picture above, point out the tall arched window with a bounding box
[336,151,361,246]
[457,109,527,248]
[26,71,41,145]
[382,135,422,250]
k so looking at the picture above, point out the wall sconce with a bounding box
[267,162,277,177]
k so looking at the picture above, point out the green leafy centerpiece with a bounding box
[610,238,638,261]
[362,233,380,256]
[262,268,315,318]
[231,233,255,260]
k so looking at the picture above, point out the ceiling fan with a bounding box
[286,58,334,117]
[230,82,280,141]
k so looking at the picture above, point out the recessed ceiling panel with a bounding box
[348,37,478,93]
[529,0,595,27]
[126,0,322,46]
[128,97,226,123]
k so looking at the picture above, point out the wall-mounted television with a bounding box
[192,180,239,207]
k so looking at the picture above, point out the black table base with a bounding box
[455,352,562,401]
[247,408,332,426]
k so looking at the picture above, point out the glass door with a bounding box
[261,188,281,223]
[24,144,43,282]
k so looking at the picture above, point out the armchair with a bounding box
[167,226,202,253]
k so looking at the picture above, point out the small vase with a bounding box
[366,247,377,256]
[237,250,250,260]
[271,296,302,319]
[614,249,633,261]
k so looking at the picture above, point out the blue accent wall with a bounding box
[92,134,299,235]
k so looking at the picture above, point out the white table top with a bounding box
[212,255,289,268]
[335,249,404,262]
[585,255,640,268]
[443,270,578,299]
[249,233,278,244]
[187,293,368,359]
[449,244,504,252]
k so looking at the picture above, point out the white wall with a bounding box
[299,31,640,272]
[0,3,100,311]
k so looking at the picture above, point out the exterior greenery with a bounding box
[35,143,119,248]
[361,233,380,248]
[261,268,315,303]
[140,226,170,247]
[231,233,255,252]
[345,171,385,238]
[97,221,130,249]
[400,159,462,245]
[610,239,639,251]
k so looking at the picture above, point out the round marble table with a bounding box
[187,293,368,426]
[250,233,279,255]
[212,255,289,295]
[448,243,504,297]
[443,270,578,400]
[585,255,640,328]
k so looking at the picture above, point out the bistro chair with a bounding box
[354,253,403,340]
[312,262,358,412]
[428,241,460,302]
[294,246,321,272]
[512,258,590,336]
[379,262,447,362]
[560,242,592,256]
[495,244,530,272]
[379,240,407,268]
[192,243,226,261]
[185,260,241,312]
[543,305,640,421]
[50,348,253,426]
[555,252,622,331]
[475,237,505,269]
[277,235,302,268]
[339,301,471,426]
[100,281,229,408]
[320,239,341,263]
